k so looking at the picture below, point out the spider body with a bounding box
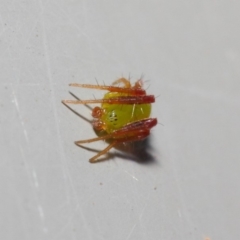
[93,91,152,133]
[62,78,157,163]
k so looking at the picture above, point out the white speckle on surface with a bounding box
[12,87,30,145]
[32,170,39,188]
[124,170,139,181]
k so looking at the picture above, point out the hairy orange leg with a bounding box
[75,129,150,145]
[111,77,131,88]
[88,141,118,163]
[75,118,157,145]
[75,118,156,144]
[68,79,146,95]
[62,95,155,105]
[117,118,157,132]
[83,130,150,163]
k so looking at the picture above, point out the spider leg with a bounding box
[76,128,152,162]
[89,130,150,162]
[75,129,149,146]
[82,130,150,163]
[62,101,92,124]
[75,118,157,145]
[111,78,131,88]
[119,118,157,132]
[75,134,113,144]
[116,130,150,142]
[69,82,146,95]
[62,95,154,105]
[89,141,118,163]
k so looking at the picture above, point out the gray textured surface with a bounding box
[0,1,240,240]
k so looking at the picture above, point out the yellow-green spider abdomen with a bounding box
[100,92,151,133]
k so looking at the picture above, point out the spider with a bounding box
[62,77,157,163]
